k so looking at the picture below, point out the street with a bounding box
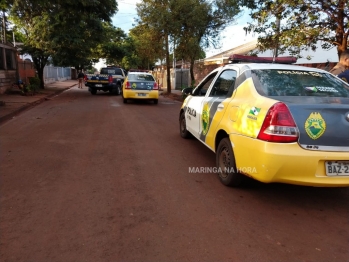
[1,86,348,262]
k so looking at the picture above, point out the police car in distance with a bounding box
[122,71,159,104]
[179,55,349,187]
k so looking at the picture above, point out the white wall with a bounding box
[257,41,339,64]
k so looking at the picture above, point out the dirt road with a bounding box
[1,87,348,262]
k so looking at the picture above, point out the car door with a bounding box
[198,69,238,145]
[185,70,218,138]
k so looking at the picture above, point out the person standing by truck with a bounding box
[77,70,85,89]
[329,50,349,75]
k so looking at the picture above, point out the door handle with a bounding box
[217,104,224,111]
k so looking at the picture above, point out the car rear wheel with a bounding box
[123,98,127,103]
[116,85,121,95]
[216,138,244,187]
[91,89,97,95]
[154,99,158,104]
[179,112,192,139]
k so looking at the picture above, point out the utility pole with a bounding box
[173,37,176,90]
[2,10,6,43]
[274,16,280,58]
[12,26,16,46]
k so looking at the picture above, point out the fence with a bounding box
[18,60,36,84]
[44,65,71,83]
[174,69,190,90]
[153,68,190,91]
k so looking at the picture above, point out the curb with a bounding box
[0,86,72,125]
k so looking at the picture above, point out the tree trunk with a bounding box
[165,33,171,93]
[37,67,44,89]
[32,55,48,89]
[189,59,195,86]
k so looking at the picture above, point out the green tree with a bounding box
[98,24,128,66]
[126,24,164,70]
[136,0,174,93]
[9,0,118,88]
[137,0,242,92]
[244,0,349,59]
[120,36,141,70]
[173,0,241,84]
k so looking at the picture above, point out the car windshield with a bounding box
[252,69,349,97]
[128,74,155,81]
[100,68,123,75]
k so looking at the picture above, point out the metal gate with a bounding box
[175,69,189,90]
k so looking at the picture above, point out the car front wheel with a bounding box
[179,112,192,139]
[216,138,244,187]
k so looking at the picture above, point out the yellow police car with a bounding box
[179,55,349,187]
[122,72,159,104]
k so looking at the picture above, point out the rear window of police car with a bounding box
[251,69,349,97]
[100,68,123,75]
[128,74,155,81]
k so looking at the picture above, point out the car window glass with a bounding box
[252,69,349,97]
[209,70,237,97]
[193,72,218,96]
[129,74,155,81]
[100,68,123,75]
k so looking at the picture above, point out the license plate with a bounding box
[138,93,146,97]
[95,84,102,87]
[325,161,349,176]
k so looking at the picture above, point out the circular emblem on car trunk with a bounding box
[305,112,326,140]
[201,102,210,135]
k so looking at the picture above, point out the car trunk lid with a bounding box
[284,100,349,152]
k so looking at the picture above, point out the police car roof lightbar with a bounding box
[229,54,297,64]
[128,69,150,72]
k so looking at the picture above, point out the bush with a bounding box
[28,77,41,93]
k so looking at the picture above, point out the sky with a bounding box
[96,0,256,69]
[111,0,256,57]
[95,0,338,69]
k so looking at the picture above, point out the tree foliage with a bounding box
[136,0,242,91]
[9,0,118,88]
[123,24,164,70]
[244,0,349,59]
[97,24,128,66]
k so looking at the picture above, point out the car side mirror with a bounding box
[182,87,193,96]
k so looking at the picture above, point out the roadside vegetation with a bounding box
[1,0,348,91]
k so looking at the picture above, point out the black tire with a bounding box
[153,99,158,104]
[116,85,121,96]
[216,138,244,187]
[91,89,97,95]
[179,112,192,139]
[123,98,127,104]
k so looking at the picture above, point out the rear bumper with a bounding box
[85,82,115,89]
[123,89,159,99]
[229,134,349,187]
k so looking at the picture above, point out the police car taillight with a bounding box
[257,102,299,143]
[108,75,113,84]
[153,82,158,90]
[125,81,131,89]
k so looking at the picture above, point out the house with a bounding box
[192,39,340,84]
[0,42,18,94]
[203,39,340,66]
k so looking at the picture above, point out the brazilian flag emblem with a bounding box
[305,112,326,140]
[249,107,261,116]
[132,83,137,89]
[201,102,210,135]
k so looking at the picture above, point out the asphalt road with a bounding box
[1,86,348,262]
